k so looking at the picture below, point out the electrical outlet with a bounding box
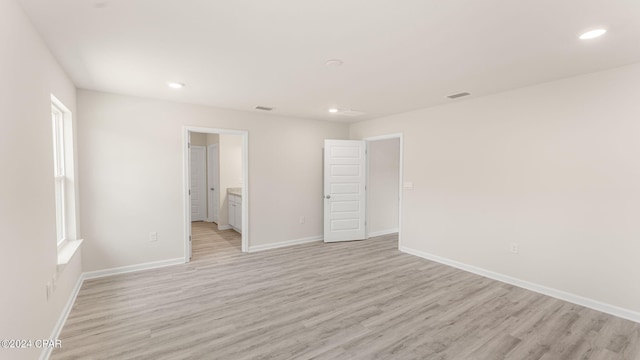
[150,232,158,242]
[299,216,305,224]
[510,242,519,254]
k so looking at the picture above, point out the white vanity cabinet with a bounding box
[228,193,242,233]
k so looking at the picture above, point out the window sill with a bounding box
[57,239,83,269]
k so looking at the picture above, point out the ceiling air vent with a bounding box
[255,106,273,111]
[447,92,471,99]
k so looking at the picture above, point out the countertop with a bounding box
[227,187,242,196]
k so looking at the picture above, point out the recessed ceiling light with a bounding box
[167,82,185,89]
[325,59,343,67]
[328,108,339,113]
[579,28,607,40]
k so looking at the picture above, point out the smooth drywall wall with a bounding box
[218,134,243,227]
[190,132,207,146]
[77,90,349,271]
[368,138,400,236]
[350,63,640,315]
[0,0,82,359]
[206,133,219,146]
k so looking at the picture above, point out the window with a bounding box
[50,95,81,264]
[52,104,66,246]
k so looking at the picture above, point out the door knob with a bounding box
[325,195,331,199]
[210,188,215,191]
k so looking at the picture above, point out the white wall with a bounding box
[206,133,219,146]
[190,132,207,146]
[218,134,243,227]
[350,63,640,316]
[77,89,349,271]
[368,138,400,236]
[0,0,82,359]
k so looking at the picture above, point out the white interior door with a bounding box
[207,144,220,223]
[190,145,207,221]
[324,139,366,242]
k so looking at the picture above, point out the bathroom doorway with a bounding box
[183,127,248,261]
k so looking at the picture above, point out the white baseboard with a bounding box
[249,235,323,252]
[39,274,84,360]
[368,228,399,238]
[217,225,232,231]
[41,257,184,359]
[82,258,185,280]
[400,246,640,324]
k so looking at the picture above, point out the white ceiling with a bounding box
[17,0,640,122]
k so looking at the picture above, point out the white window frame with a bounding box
[52,104,67,247]
[51,95,82,265]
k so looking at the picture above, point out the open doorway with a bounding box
[365,134,403,248]
[183,127,249,262]
[322,135,403,247]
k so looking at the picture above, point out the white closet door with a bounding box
[190,146,207,221]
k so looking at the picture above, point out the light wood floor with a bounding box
[52,222,640,359]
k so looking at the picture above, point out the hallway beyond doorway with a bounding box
[191,221,241,259]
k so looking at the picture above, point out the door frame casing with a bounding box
[363,133,404,250]
[183,126,249,262]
